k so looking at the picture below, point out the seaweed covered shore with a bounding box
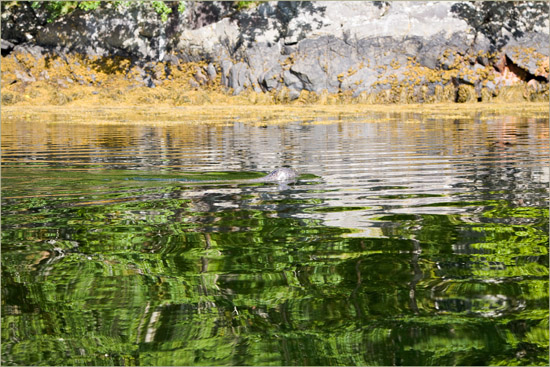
[2,1,548,107]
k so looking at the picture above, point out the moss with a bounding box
[272,87,292,104]
[1,92,21,105]
[494,85,527,102]
[456,85,476,103]
[480,87,494,102]
[234,1,260,11]
[50,91,72,105]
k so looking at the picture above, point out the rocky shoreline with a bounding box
[2,1,549,106]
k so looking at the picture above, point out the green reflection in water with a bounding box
[2,162,548,365]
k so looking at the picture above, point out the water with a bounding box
[2,108,549,366]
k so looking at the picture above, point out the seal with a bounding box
[247,167,298,183]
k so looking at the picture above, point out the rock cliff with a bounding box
[2,1,549,104]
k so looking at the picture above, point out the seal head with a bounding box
[257,167,298,183]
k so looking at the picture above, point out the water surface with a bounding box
[2,107,549,366]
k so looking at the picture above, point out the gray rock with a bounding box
[1,39,14,54]
[220,59,233,87]
[12,44,45,60]
[189,79,199,88]
[228,62,251,94]
[416,32,471,69]
[288,88,301,101]
[290,56,327,93]
[282,70,303,90]
[162,53,180,65]
[186,1,234,30]
[456,63,486,86]
[1,1,548,97]
[27,2,167,60]
[290,36,356,93]
[244,42,283,82]
[504,34,549,80]
[206,63,217,81]
[260,64,283,91]
[513,33,549,57]
[193,66,208,85]
[355,37,405,67]
[340,67,378,95]
[282,45,296,56]
[15,69,36,83]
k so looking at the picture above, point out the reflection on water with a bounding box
[1,109,549,366]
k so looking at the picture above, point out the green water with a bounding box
[1,111,549,365]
